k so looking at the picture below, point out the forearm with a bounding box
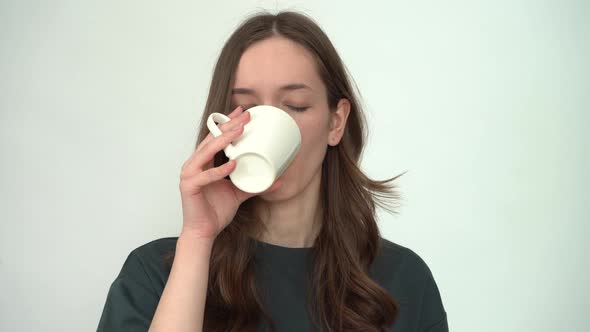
[148,233,214,332]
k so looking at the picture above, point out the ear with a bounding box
[328,98,351,146]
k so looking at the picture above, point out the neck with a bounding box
[254,169,323,248]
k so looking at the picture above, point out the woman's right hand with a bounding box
[178,106,282,240]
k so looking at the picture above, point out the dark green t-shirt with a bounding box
[97,237,448,331]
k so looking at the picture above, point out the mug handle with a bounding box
[206,112,238,158]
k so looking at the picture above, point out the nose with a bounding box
[263,100,281,109]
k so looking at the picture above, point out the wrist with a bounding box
[179,230,216,246]
[180,222,218,240]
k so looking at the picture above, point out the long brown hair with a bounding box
[165,10,407,332]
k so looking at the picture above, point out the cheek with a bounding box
[269,118,328,196]
[300,115,330,151]
[289,119,329,169]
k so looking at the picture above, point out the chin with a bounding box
[258,180,293,202]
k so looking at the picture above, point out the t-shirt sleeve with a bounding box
[418,272,448,332]
[97,249,160,332]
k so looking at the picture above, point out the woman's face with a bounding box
[230,36,349,201]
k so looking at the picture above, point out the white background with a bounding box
[1,1,588,331]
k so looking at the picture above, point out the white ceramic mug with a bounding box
[206,105,302,193]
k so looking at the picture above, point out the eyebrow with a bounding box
[231,83,312,95]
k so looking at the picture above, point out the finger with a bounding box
[190,159,237,188]
[227,104,245,118]
[195,133,214,154]
[183,106,247,172]
[197,111,249,154]
[179,159,236,197]
[190,123,245,171]
[219,110,250,132]
[192,110,248,171]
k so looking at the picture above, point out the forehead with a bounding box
[233,36,323,93]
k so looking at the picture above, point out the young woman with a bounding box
[97,10,448,332]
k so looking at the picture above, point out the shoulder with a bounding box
[117,237,179,290]
[97,237,178,330]
[129,237,178,262]
[370,237,441,304]
[372,237,435,282]
[371,237,448,330]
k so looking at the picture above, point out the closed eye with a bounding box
[238,104,309,112]
[286,105,309,112]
